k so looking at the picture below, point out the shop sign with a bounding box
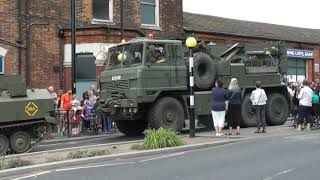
[287,49,314,59]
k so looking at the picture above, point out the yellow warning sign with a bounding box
[25,102,39,116]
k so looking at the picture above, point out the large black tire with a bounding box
[148,97,185,132]
[9,131,31,154]
[193,52,215,90]
[0,134,9,154]
[241,94,257,127]
[115,120,147,136]
[266,93,289,126]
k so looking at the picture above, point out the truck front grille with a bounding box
[103,80,129,92]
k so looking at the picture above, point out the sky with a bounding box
[183,0,320,29]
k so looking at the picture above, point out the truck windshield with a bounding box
[107,43,143,69]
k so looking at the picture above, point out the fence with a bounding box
[52,109,111,138]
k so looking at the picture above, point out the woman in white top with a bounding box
[250,81,268,133]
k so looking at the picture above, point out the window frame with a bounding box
[0,56,4,75]
[92,0,113,23]
[286,59,307,83]
[141,0,159,27]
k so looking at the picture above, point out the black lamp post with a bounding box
[71,0,76,93]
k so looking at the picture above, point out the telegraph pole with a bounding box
[71,0,76,93]
[186,37,197,138]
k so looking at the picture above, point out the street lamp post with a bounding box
[186,37,197,138]
[71,0,76,93]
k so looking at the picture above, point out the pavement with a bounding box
[0,121,319,179]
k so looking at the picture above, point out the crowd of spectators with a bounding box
[47,85,113,137]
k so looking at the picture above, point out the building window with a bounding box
[92,0,113,22]
[0,56,4,75]
[141,0,159,26]
[286,59,306,83]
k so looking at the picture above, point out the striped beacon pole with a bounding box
[186,36,197,138]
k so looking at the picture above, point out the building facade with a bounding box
[1,0,320,95]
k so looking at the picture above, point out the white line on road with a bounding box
[138,152,185,163]
[11,171,51,180]
[263,168,295,180]
[55,162,136,172]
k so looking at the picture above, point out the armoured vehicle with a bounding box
[98,38,289,135]
[0,75,57,154]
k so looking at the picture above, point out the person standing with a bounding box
[226,78,242,135]
[211,80,227,136]
[297,79,313,131]
[61,90,73,135]
[250,81,268,133]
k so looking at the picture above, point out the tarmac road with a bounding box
[6,130,320,180]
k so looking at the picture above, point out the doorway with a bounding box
[75,54,96,99]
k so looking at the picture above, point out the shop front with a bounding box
[285,48,314,83]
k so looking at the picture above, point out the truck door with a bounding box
[143,43,172,94]
[167,44,187,90]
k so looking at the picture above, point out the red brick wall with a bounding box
[0,1,21,76]
[1,0,70,90]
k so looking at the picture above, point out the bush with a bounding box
[6,158,31,169]
[143,128,184,150]
[130,144,144,150]
[67,149,110,159]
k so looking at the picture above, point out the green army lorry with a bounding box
[0,75,57,154]
[98,38,290,136]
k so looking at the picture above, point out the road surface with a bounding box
[4,131,320,180]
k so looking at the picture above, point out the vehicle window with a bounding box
[146,44,167,64]
[107,43,143,69]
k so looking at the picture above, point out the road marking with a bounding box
[138,152,185,163]
[263,168,295,180]
[55,162,136,172]
[12,171,51,180]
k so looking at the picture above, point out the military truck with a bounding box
[98,38,290,135]
[0,75,57,154]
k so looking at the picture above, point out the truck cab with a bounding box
[99,39,188,135]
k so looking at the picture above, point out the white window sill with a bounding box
[141,24,161,31]
[92,19,114,25]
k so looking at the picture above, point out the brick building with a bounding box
[1,0,320,94]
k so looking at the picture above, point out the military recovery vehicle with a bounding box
[0,75,57,154]
[98,38,289,135]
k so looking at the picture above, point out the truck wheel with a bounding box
[9,131,31,154]
[266,93,289,126]
[241,94,257,127]
[0,134,9,155]
[193,52,215,90]
[115,120,147,136]
[149,97,185,131]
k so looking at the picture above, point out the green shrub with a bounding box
[143,128,184,150]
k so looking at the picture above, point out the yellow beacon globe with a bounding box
[117,53,126,61]
[186,37,197,48]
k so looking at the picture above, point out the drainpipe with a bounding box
[58,29,64,90]
[17,0,22,75]
[25,0,31,87]
[120,0,124,42]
